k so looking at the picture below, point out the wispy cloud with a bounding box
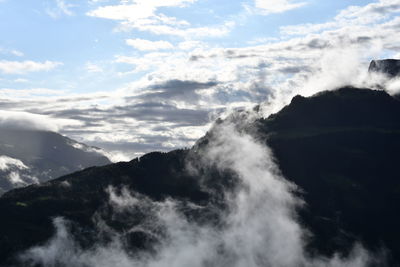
[87,0,234,38]
[126,39,174,51]
[0,60,62,74]
[0,155,28,172]
[86,0,196,21]
[0,88,67,98]
[254,0,308,14]
[86,62,104,73]
[0,47,24,57]
[46,0,76,18]
[280,0,400,35]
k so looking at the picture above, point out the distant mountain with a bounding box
[0,128,111,194]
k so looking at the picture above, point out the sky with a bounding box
[0,0,400,160]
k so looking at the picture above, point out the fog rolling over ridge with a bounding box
[3,0,400,265]
[18,115,377,267]
[0,59,399,266]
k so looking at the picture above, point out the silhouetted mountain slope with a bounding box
[1,87,400,266]
[264,87,400,130]
[258,87,400,262]
[0,149,221,266]
[0,128,111,194]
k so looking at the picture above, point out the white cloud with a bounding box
[280,0,400,35]
[1,0,400,160]
[87,0,196,21]
[87,0,233,38]
[0,111,82,132]
[0,47,24,57]
[115,53,172,73]
[13,78,29,83]
[178,41,203,50]
[87,4,155,21]
[0,155,28,171]
[88,0,108,3]
[10,50,24,57]
[57,0,74,15]
[86,62,104,73]
[254,0,308,14]
[120,20,235,38]
[46,0,76,18]
[0,88,66,98]
[126,39,174,51]
[0,60,62,74]
[133,0,196,7]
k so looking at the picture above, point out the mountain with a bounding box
[369,59,400,78]
[258,87,400,260]
[0,128,111,195]
[0,86,400,266]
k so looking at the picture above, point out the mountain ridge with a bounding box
[1,85,400,266]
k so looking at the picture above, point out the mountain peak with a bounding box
[368,59,400,77]
[264,87,400,131]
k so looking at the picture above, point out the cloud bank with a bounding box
[0,111,81,132]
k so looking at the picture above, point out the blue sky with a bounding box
[0,0,400,159]
[0,0,375,92]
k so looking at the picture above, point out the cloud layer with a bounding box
[1,0,400,159]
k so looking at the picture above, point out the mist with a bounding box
[18,116,379,267]
[1,0,398,265]
[258,45,397,118]
[0,111,81,132]
[0,155,38,189]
